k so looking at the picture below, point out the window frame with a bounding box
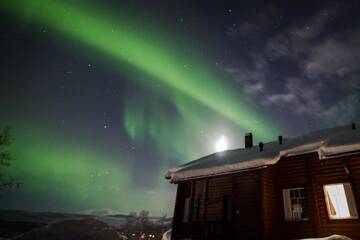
[323,182,359,220]
[282,187,309,221]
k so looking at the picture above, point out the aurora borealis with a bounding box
[1,0,360,215]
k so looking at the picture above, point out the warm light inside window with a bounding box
[282,187,307,220]
[324,183,358,219]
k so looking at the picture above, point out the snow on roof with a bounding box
[165,123,360,183]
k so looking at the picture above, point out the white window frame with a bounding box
[282,187,308,221]
[323,183,358,220]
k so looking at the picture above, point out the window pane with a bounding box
[344,183,358,217]
[290,190,294,199]
[291,199,304,219]
[300,188,305,197]
[324,183,358,219]
[283,188,307,220]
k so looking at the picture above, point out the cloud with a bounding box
[304,34,360,89]
[265,7,338,60]
[262,77,324,116]
[222,54,268,96]
[222,5,360,128]
[321,95,360,125]
[266,93,296,105]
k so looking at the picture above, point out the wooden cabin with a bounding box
[165,123,360,240]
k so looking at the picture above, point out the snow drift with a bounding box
[162,229,171,240]
[299,234,352,240]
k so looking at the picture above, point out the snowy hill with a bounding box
[0,210,127,228]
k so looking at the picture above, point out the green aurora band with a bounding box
[0,1,280,214]
[1,0,278,140]
[3,124,175,214]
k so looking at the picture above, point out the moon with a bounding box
[215,136,228,152]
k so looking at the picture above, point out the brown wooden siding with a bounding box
[171,182,191,240]
[206,176,232,222]
[311,154,360,239]
[194,180,206,221]
[273,153,318,239]
[172,152,360,240]
[262,152,360,239]
[231,171,262,239]
[262,167,281,240]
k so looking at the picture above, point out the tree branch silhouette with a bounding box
[0,127,20,189]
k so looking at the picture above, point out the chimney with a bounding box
[352,123,356,130]
[278,135,283,144]
[259,142,264,152]
[245,133,253,148]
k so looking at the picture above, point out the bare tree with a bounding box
[0,127,19,188]
[138,210,150,226]
[126,211,138,226]
[158,213,168,226]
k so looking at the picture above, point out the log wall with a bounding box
[231,171,262,239]
[263,152,360,239]
[171,152,360,239]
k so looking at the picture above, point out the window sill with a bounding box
[328,217,359,220]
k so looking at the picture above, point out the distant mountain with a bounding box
[80,208,126,217]
[0,209,127,228]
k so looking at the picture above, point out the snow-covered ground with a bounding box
[0,209,166,228]
[299,235,351,240]
[14,218,127,240]
[161,229,171,240]
[159,232,351,240]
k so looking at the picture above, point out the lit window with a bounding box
[282,187,307,220]
[323,183,358,219]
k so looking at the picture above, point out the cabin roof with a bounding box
[165,123,360,183]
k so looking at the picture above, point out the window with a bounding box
[192,195,202,221]
[183,197,191,223]
[222,195,232,222]
[323,183,358,219]
[282,187,307,220]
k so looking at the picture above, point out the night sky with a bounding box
[1,0,359,216]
